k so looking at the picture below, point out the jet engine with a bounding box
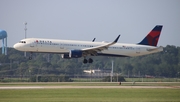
[69,50,83,58]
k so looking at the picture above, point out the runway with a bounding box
[0,82,179,89]
[0,85,180,89]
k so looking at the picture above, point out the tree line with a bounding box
[0,45,179,78]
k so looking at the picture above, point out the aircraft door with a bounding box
[30,41,38,51]
[30,42,34,47]
[136,47,140,54]
[60,41,64,49]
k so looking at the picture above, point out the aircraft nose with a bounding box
[13,43,21,50]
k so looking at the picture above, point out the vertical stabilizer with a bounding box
[138,25,163,46]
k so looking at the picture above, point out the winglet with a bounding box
[82,35,121,52]
[113,35,120,43]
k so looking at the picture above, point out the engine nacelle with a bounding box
[61,54,70,59]
[69,50,83,58]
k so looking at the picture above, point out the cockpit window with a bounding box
[19,41,26,43]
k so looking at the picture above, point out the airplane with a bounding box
[13,25,163,64]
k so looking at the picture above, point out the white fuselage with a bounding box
[13,38,163,57]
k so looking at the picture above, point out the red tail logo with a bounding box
[138,25,163,46]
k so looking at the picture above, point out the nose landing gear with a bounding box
[28,52,33,60]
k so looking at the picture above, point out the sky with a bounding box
[0,0,180,47]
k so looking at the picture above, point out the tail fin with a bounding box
[138,25,163,46]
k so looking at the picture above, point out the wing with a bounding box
[82,35,120,56]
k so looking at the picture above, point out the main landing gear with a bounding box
[83,58,93,64]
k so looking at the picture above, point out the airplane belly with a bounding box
[101,49,136,57]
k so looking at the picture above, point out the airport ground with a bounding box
[1,76,180,82]
[0,82,180,102]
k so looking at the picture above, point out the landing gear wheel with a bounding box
[83,59,88,64]
[88,58,93,63]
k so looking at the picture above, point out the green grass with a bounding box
[0,88,179,102]
[0,82,180,101]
